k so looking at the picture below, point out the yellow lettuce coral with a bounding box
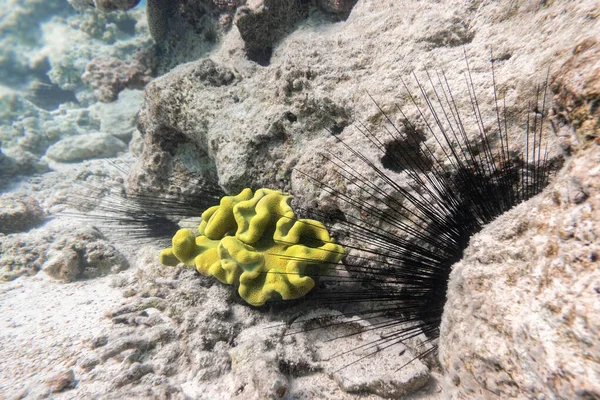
[159,188,344,306]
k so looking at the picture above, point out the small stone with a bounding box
[45,132,127,163]
[317,0,358,15]
[45,369,75,393]
[0,194,45,234]
[91,335,109,349]
[77,355,101,371]
[41,227,129,282]
[82,53,155,103]
[42,248,80,282]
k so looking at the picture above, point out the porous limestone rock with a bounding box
[551,38,600,148]
[0,229,53,281]
[234,0,310,65]
[82,54,155,102]
[300,309,431,398]
[132,0,592,206]
[55,247,436,399]
[42,226,130,282]
[440,145,600,399]
[45,132,127,163]
[0,193,45,234]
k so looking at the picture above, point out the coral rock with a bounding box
[235,0,309,65]
[45,369,76,393]
[440,146,600,399]
[81,53,154,103]
[551,38,600,146]
[42,227,129,282]
[0,193,44,234]
[45,132,127,163]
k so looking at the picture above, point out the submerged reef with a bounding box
[160,188,344,306]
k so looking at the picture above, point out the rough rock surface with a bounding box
[42,226,130,282]
[0,193,44,234]
[234,0,311,64]
[45,132,127,162]
[440,145,600,399]
[0,229,54,282]
[0,221,129,283]
[129,1,599,398]
[133,0,594,201]
[41,249,438,399]
[82,53,155,103]
[144,0,357,70]
[551,38,600,147]
[301,310,431,398]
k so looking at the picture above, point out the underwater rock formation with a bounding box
[551,38,600,147]
[0,194,44,235]
[45,132,127,163]
[82,52,155,103]
[234,0,310,65]
[440,145,600,399]
[0,0,598,399]
[42,227,130,282]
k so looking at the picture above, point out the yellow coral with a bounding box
[159,188,344,306]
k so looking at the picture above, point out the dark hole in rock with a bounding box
[330,123,346,135]
[246,46,273,66]
[381,134,433,173]
[284,111,297,122]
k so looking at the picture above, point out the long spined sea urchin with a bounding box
[64,53,558,377]
[274,52,558,372]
